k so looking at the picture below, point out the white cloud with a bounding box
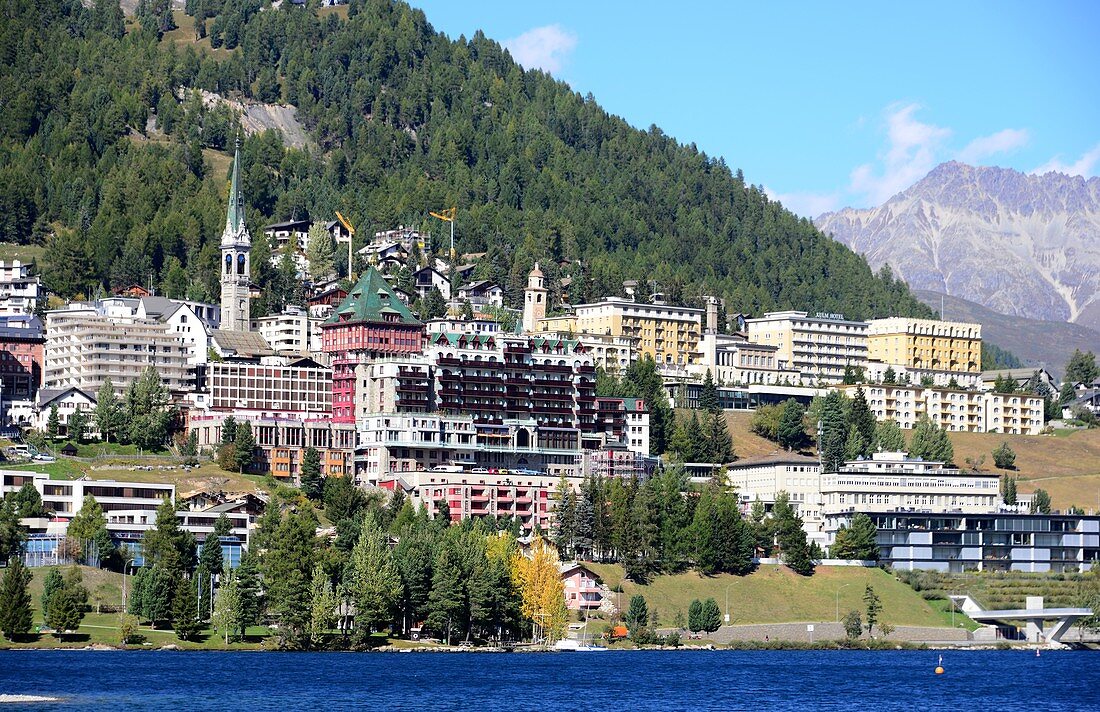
[1032,143,1100,177]
[503,24,577,75]
[957,128,1030,163]
[848,103,952,205]
[764,186,841,219]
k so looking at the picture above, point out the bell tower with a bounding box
[522,262,547,333]
[220,137,251,332]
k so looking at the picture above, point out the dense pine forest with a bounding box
[0,0,932,321]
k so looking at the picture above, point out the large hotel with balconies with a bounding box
[744,310,868,385]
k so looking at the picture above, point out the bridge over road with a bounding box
[950,595,1093,644]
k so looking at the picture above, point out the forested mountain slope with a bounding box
[1,0,931,322]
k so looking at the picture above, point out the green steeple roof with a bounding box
[326,267,422,326]
[225,136,245,234]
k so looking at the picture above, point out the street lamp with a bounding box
[835,583,851,623]
[724,582,734,625]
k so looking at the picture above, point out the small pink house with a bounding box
[559,562,604,611]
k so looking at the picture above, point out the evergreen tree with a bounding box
[1003,476,1018,506]
[233,421,255,473]
[68,407,88,443]
[181,430,199,466]
[1065,349,1099,385]
[702,409,734,463]
[198,534,223,578]
[126,367,173,450]
[220,416,237,445]
[0,500,30,553]
[552,477,575,559]
[142,497,195,573]
[625,594,649,639]
[12,483,45,518]
[46,404,60,439]
[141,565,175,627]
[849,386,876,455]
[882,367,897,384]
[992,442,1016,470]
[394,527,435,636]
[843,610,863,641]
[688,599,703,633]
[830,513,879,561]
[172,575,202,641]
[0,557,33,640]
[300,446,324,500]
[308,562,338,648]
[909,415,953,463]
[306,222,336,281]
[235,549,263,639]
[772,493,814,576]
[818,391,848,472]
[1031,489,1052,514]
[625,481,660,583]
[700,597,722,633]
[843,425,866,462]
[426,543,465,645]
[776,399,807,451]
[348,517,401,639]
[863,585,882,637]
[573,479,596,560]
[44,586,83,639]
[41,568,64,622]
[874,420,906,452]
[264,509,317,647]
[699,369,719,413]
[68,495,107,547]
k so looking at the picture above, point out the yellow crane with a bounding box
[335,210,356,279]
[429,206,457,259]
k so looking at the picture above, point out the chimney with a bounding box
[706,297,719,333]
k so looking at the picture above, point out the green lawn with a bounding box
[585,563,958,629]
[1,566,271,650]
[0,243,44,264]
[7,460,88,480]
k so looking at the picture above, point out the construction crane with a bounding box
[429,206,457,259]
[335,210,356,279]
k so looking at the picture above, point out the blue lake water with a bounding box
[1,649,1098,710]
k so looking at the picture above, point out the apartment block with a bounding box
[744,311,868,385]
[189,412,355,479]
[44,302,194,395]
[378,468,556,531]
[838,384,1045,435]
[0,314,44,400]
[252,307,323,356]
[819,452,1001,518]
[984,391,1045,435]
[540,296,704,370]
[0,260,45,316]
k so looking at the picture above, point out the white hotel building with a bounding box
[744,311,868,385]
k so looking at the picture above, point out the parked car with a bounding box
[33,454,55,463]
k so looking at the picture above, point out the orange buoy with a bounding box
[934,666,945,675]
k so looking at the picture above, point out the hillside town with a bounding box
[1,139,1099,652]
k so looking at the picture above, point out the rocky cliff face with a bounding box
[816,162,1100,331]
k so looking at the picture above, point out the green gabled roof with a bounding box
[325,267,422,326]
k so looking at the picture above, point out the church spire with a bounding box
[225,135,245,235]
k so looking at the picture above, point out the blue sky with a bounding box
[410,1,1100,217]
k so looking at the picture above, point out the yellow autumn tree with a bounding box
[510,535,568,645]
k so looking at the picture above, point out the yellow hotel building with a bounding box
[867,317,982,374]
[539,297,704,370]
